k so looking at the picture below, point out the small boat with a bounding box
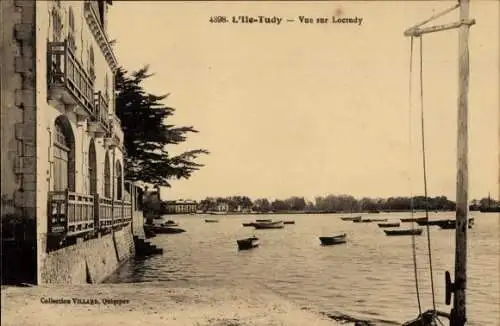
[253,221,284,229]
[283,221,295,225]
[401,217,426,223]
[384,229,423,236]
[437,217,474,230]
[319,233,347,246]
[341,215,362,221]
[205,219,219,223]
[147,225,186,234]
[255,219,272,222]
[416,218,451,226]
[242,222,255,227]
[237,236,260,250]
[360,218,388,223]
[378,222,401,228]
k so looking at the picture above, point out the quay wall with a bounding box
[40,226,135,284]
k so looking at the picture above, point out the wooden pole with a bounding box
[452,0,471,325]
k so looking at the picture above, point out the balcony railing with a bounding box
[48,191,133,237]
[47,41,94,118]
[48,191,95,237]
[88,91,111,135]
[95,195,113,229]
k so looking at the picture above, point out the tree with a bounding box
[115,66,209,186]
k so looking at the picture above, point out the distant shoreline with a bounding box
[164,209,458,216]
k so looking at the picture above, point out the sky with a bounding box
[108,1,499,202]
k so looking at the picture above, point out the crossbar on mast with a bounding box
[404,19,475,37]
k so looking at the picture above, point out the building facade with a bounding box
[164,200,198,214]
[1,0,136,284]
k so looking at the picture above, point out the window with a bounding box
[89,46,95,80]
[53,116,75,192]
[88,140,97,195]
[68,7,76,52]
[51,7,63,42]
[104,152,111,198]
[115,161,123,200]
[104,74,109,102]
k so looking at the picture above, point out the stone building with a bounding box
[1,0,141,284]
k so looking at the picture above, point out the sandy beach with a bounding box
[1,282,341,326]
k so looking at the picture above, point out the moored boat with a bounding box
[401,217,426,223]
[378,222,401,228]
[437,217,474,230]
[253,220,284,229]
[242,222,255,227]
[416,218,450,226]
[283,221,295,224]
[319,233,347,246]
[384,228,423,236]
[255,219,272,222]
[340,215,362,221]
[145,225,186,234]
[205,219,219,223]
[237,236,260,250]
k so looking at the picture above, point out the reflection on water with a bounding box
[105,212,500,325]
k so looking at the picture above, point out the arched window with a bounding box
[89,46,95,79]
[53,116,75,192]
[104,152,111,198]
[115,161,123,200]
[88,139,97,195]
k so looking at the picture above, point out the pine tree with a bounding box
[114,65,209,186]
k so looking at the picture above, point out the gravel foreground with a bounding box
[1,282,343,326]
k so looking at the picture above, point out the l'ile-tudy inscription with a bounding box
[209,15,364,26]
[40,297,130,305]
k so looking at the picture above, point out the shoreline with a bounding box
[1,282,344,326]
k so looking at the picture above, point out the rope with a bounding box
[418,36,437,313]
[408,36,423,320]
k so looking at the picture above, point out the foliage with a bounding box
[114,66,209,187]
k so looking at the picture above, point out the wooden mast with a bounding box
[452,0,471,324]
[404,1,474,325]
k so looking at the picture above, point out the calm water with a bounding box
[105,212,499,325]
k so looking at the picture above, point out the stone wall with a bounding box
[1,0,38,285]
[39,227,135,284]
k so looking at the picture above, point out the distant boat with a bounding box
[242,222,255,227]
[319,233,347,246]
[438,217,474,230]
[145,225,186,234]
[253,221,284,229]
[283,221,295,224]
[255,219,272,222]
[164,220,179,227]
[341,215,362,221]
[378,222,400,228]
[416,218,450,226]
[205,219,219,223]
[360,218,388,223]
[400,217,426,223]
[384,229,423,236]
[237,236,260,250]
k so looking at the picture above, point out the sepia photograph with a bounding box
[0,0,498,325]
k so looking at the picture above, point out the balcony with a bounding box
[88,91,111,136]
[47,41,95,119]
[104,114,124,149]
[48,191,133,238]
[48,191,95,237]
